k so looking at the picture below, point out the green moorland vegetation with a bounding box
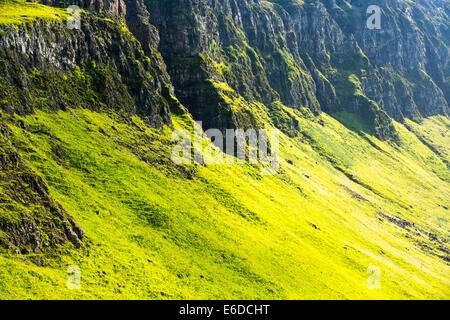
[0,106,448,299]
[0,0,69,25]
[0,0,448,300]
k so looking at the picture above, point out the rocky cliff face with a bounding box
[0,12,182,127]
[0,9,185,254]
[141,0,449,140]
[310,0,449,120]
[35,0,449,141]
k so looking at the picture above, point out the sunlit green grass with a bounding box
[0,0,68,25]
[0,0,447,301]
[0,107,448,299]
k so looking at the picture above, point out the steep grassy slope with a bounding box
[0,0,68,24]
[0,107,448,299]
[0,0,448,300]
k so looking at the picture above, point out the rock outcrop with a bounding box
[33,0,449,140]
[0,9,184,254]
[0,12,182,128]
[0,123,84,255]
[32,0,449,140]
